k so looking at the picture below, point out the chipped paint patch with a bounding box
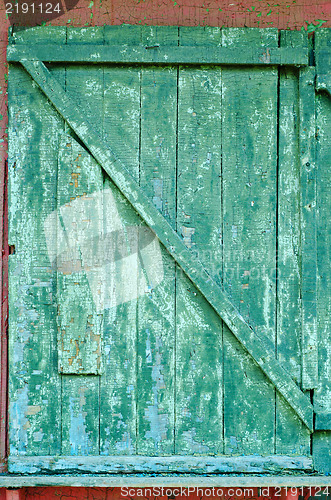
[9,386,29,454]
[181,226,195,248]
[144,335,169,450]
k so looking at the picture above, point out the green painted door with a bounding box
[7,26,331,475]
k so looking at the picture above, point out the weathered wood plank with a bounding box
[19,55,313,431]
[7,454,314,475]
[315,414,331,431]
[221,28,278,454]
[313,432,331,474]
[314,30,331,439]
[54,136,103,375]
[0,153,8,469]
[100,24,141,455]
[175,26,223,454]
[7,44,308,66]
[276,31,310,454]
[59,26,105,455]
[137,26,177,455]
[299,66,318,390]
[55,137,102,454]
[8,27,66,457]
[315,30,331,95]
[61,376,100,455]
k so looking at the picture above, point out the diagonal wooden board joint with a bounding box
[17,56,313,432]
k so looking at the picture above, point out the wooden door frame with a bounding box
[5,26,331,476]
[8,44,313,430]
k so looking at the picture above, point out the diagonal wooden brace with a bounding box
[19,56,313,431]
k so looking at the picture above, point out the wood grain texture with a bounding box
[19,51,313,431]
[2,10,331,474]
[175,26,223,454]
[221,28,278,455]
[137,25,177,455]
[56,137,102,455]
[59,26,104,456]
[316,29,331,95]
[61,375,100,455]
[7,454,314,475]
[8,27,66,457]
[8,26,331,473]
[56,137,103,375]
[276,31,310,455]
[299,65,318,390]
[7,44,308,66]
[100,24,140,455]
[314,28,331,422]
[0,157,8,469]
[314,29,331,463]
[313,432,331,474]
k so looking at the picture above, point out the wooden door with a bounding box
[7,25,331,475]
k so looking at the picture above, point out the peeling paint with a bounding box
[181,226,195,248]
[5,23,328,471]
[144,335,169,449]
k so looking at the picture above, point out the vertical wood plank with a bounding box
[8,26,66,456]
[315,28,331,94]
[61,377,100,455]
[175,27,223,454]
[61,26,104,455]
[314,30,331,460]
[100,25,141,455]
[137,26,178,455]
[299,61,318,390]
[0,157,8,469]
[56,136,103,454]
[221,28,278,455]
[276,31,310,454]
[55,137,103,375]
[313,432,331,474]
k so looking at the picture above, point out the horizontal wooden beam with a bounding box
[8,455,313,475]
[1,474,329,488]
[7,44,308,66]
[19,57,313,431]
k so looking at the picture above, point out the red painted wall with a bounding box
[0,0,330,493]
